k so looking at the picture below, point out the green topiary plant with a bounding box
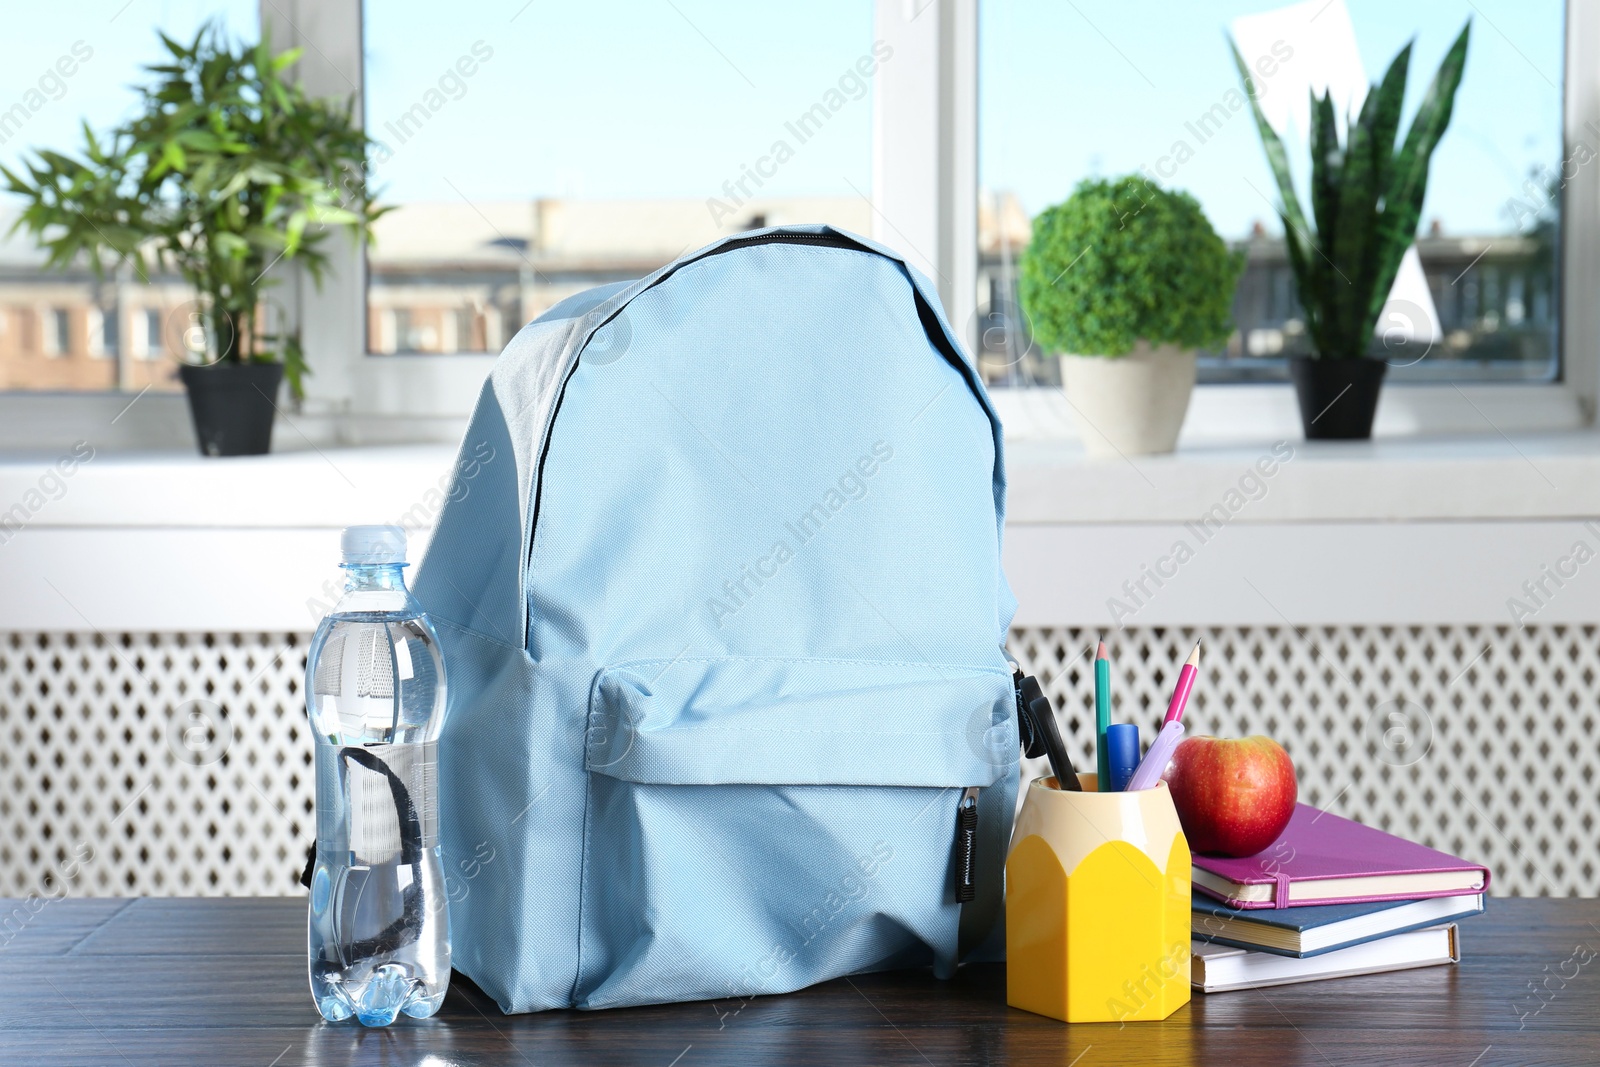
[1229,22,1470,361]
[1018,175,1243,357]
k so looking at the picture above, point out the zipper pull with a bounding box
[954,786,980,903]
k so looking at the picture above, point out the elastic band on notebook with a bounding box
[1274,872,1292,909]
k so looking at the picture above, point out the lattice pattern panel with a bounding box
[0,632,313,898]
[0,627,1593,898]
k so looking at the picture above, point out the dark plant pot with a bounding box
[1288,357,1387,440]
[178,362,284,457]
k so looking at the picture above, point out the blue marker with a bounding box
[1105,723,1140,792]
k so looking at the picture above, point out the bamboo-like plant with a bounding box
[1,21,382,398]
[1230,23,1470,360]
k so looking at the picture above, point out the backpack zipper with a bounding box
[524,229,992,617]
[524,234,868,574]
[954,786,980,903]
[704,231,867,254]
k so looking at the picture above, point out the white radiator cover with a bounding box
[1,625,1592,899]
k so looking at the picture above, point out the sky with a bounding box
[981,0,1563,236]
[0,1,259,162]
[0,1,1565,239]
[359,0,876,203]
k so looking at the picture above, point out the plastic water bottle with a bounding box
[305,525,450,1025]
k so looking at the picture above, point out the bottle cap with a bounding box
[341,525,407,565]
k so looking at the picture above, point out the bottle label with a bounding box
[316,741,438,864]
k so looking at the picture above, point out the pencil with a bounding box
[1094,640,1110,791]
[1162,640,1202,727]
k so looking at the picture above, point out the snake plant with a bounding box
[1230,22,1470,360]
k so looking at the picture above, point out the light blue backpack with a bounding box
[414,224,1020,1013]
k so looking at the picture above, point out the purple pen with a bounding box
[1127,720,1185,792]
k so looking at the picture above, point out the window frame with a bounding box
[0,0,1591,451]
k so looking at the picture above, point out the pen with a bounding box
[1162,640,1201,727]
[1126,720,1185,792]
[1105,723,1139,792]
[1094,640,1111,791]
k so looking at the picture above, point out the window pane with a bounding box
[363,0,876,355]
[0,3,259,392]
[978,0,1562,385]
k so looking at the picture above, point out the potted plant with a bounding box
[2,24,382,456]
[1231,23,1469,440]
[1018,175,1243,457]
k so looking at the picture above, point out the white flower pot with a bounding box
[1060,343,1197,458]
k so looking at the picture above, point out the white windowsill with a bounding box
[0,370,1585,455]
[1006,432,1600,525]
[0,444,462,529]
[993,382,1586,447]
[4,430,1600,633]
[2,423,1599,531]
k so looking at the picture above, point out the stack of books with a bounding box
[1189,804,1490,993]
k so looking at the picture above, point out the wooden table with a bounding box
[1,897,1596,1066]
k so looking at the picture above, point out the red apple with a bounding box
[1163,735,1297,857]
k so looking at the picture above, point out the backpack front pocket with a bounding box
[573,656,1016,1010]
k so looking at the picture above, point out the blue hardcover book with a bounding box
[1192,893,1485,958]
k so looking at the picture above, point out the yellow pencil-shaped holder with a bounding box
[1006,774,1191,1023]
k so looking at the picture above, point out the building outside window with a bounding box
[41,307,69,357]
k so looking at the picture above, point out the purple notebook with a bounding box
[1191,804,1491,910]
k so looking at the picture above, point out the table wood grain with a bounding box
[0,897,1595,1066]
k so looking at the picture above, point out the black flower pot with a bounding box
[1287,357,1387,440]
[178,362,284,456]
